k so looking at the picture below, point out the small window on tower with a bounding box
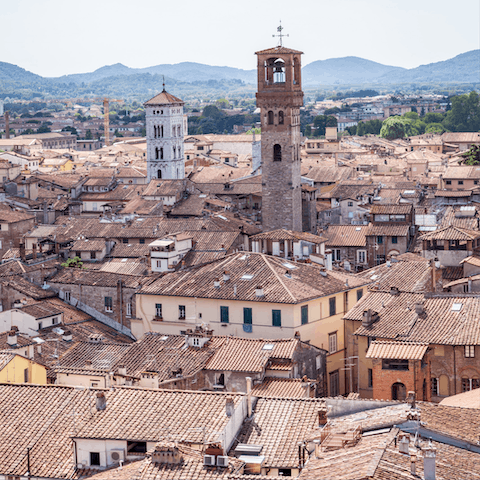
[160,147,163,159]
[268,111,274,125]
[279,111,284,124]
[157,170,162,179]
[273,144,282,162]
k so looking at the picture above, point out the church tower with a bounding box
[256,33,304,232]
[144,86,185,181]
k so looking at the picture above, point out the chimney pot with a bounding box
[225,396,234,417]
[223,271,230,282]
[423,443,437,480]
[255,286,264,297]
[96,392,107,411]
[214,278,221,288]
[7,330,17,346]
[398,433,410,455]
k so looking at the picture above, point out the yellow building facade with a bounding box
[0,353,47,385]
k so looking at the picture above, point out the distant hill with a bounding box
[302,56,405,85]
[0,50,478,100]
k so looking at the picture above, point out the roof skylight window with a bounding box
[241,274,254,280]
[451,303,463,312]
[262,344,274,350]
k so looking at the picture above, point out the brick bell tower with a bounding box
[256,27,304,232]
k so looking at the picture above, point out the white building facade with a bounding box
[144,88,185,181]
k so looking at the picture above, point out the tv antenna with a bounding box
[273,21,288,47]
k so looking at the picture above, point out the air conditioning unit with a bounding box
[203,454,216,466]
[217,456,229,467]
[108,449,125,465]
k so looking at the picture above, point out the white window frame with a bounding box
[465,345,475,358]
[126,303,132,317]
[357,250,367,264]
[328,332,338,354]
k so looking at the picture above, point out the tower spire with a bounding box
[272,21,288,47]
[162,76,166,92]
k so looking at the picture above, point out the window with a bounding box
[458,180,464,185]
[52,317,58,325]
[301,305,308,325]
[90,251,96,259]
[347,201,353,207]
[139,238,145,244]
[272,309,282,327]
[367,336,376,348]
[243,307,252,324]
[475,180,479,185]
[64,291,71,302]
[104,296,113,312]
[155,303,162,318]
[122,238,128,244]
[377,236,383,244]
[461,377,480,392]
[75,251,81,258]
[329,370,339,396]
[316,355,322,370]
[90,452,100,466]
[334,249,341,261]
[391,236,398,244]
[126,303,132,317]
[431,377,439,396]
[278,111,284,125]
[127,441,147,454]
[268,110,274,125]
[465,345,475,358]
[24,368,29,383]
[368,369,373,388]
[220,306,229,323]
[38,322,42,329]
[382,359,409,370]
[328,332,337,354]
[357,250,366,264]
[273,144,282,162]
[216,373,225,386]
[329,297,336,316]
[357,289,363,301]
[179,305,186,319]
[446,180,452,185]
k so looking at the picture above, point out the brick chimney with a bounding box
[423,442,437,480]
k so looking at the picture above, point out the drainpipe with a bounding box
[453,346,457,394]
[246,376,252,417]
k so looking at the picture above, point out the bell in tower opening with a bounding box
[255,26,304,232]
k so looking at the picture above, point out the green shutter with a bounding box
[220,306,229,323]
[301,306,308,325]
[329,297,336,316]
[243,307,252,324]
[272,310,281,327]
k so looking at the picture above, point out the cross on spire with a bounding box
[273,21,288,47]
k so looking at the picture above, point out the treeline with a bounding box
[187,105,259,135]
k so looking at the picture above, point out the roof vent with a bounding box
[214,278,221,288]
[62,330,72,342]
[415,302,425,315]
[390,286,400,296]
[362,309,378,328]
[223,271,230,282]
[152,445,183,465]
[255,286,264,297]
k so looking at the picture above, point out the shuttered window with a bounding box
[329,297,336,316]
[220,306,229,323]
[301,305,308,325]
[243,307,252,324]
[272,310,281,327]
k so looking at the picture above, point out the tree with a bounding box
[425,123,445,134]
[459,144,480,165]
[85,129,93,140]
[404,111,419,120]
[443,91,480,132]
[326,115,337,127]
[62,126,78,135]
[380,116,407,139]
[313,115,327,136]
[424,112,444,124]
[61,257,85,269]
[356,121,366,136]
[304,125,312,137]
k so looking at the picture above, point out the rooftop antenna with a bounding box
[273,21,288,47]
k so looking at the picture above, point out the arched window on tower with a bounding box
[173,146,176,158]
[157,169,162,179]
[161,125,164,137]
[160,147,163,159]
[153,125,156,138]
[279,111,284,125]
[293,56,300,85]
[273,144,282,162]
[273,58,286,83]
[155,147,159,160]
[268,111,274,125]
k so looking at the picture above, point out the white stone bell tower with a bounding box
[144,85,185,181]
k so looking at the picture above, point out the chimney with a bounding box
[318,407,328,426]
[398,433,410,455]
[415,302,424,315]
[390,286,400,296]
[96,392,107,411]
[117,365,127,376]
[246,376,252,417]
[423,442,437,480]
[324,250,333,271]
[468,278,472,293]
[85,360,93,368]
[19,242,26,262]
[7,330,17,346]
[214,278,221,288]
[406,391,416,409]
[225,396,234,417]
[223,270,230,282]
[362,309,377,327]
[255,286,264,297]
[62,330,72,342]
[410,453,417,475]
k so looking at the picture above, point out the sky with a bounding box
[3,0,479,78]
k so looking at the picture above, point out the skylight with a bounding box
[160,336,169,341]
[262,344,274,350]
[241,274,254,280]
[33,337,45,344]
[53,327,64,335]
[451,303,463,312]
[282,263,296,269]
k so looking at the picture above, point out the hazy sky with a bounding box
[4,0,479,77]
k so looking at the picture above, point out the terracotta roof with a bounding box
[255,46,303,55]
[348,292,480,345]
[442,132,480,144]
[0,208,35,223]
[57,342,131,370]
[70,239,106,252]
[139,253,368,304]
[366,224,410,237]
[435,190,472,197]
[48,268,144,289]
[0,276,56,300]
[304,166,353,184]
[366,340,428,360]
[419,225,480,241]
[370,204,412,215]
[142,179,191,197]
[109,243,151,258]
[460,255,480,267]
[324,225,368,247]
[20,302,63,319]
[88,258,149,276]
[250,229,327,244]
[439,388,480,409]
[144,90,184,106]
[441,206,479,230]
[232,397,321,468]
[205,338,297,373]
[0,352,15,370]
[251,377,313,398]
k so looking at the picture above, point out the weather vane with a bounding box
[273,21,288,47]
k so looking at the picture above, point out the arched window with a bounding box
[160,147,163,159]
[155,147,159,160]
[268,111,274,125]
[157,169,162,179]
[273,144,282,162]
[273,58,285,83]
[161,125,164,137]
[279,111,284,125]
[173,146,176,158]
